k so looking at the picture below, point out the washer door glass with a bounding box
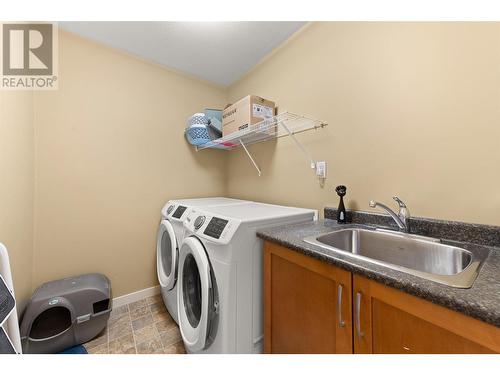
[156,220,177,290]
[178,236,211,352]
[182,253,202,328]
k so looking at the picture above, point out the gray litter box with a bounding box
[20,273,112,354]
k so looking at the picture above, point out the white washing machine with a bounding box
[177,202,317,353]
[156,197,250,324]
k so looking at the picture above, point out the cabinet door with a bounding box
[353,275,500,354]
[264,241,353,354]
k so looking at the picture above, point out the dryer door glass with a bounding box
[182,253,202,328]
[156,220,177,290]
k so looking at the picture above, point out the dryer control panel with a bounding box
[203,217,228,239]
[183,208,240,244]
[166,203,192,222]
[162,200,196,221]
[171,205,187,219]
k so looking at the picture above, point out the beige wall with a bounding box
[3,23,500,303]
[226,22,500,225]
[32,31,227,296]
[0,90,34,304]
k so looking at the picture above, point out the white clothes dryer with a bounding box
[177,202,317,353]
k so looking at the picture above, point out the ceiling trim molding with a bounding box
[228,22,313,89]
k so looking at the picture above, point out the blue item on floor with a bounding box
[58,345,87,354]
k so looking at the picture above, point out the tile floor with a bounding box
[83,294,186,354]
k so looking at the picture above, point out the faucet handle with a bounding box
[393,197,410,228]
[392,196,407,208]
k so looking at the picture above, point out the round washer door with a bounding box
[177,236,212,352]
[156,220,177,290]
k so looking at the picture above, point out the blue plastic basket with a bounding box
[185,124,212,146]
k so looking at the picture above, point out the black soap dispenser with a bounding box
[335,185,347,224]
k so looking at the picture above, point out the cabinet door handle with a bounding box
[355,291,364,338]
[337,284,345,328]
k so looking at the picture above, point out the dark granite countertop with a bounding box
[257,218,500,328]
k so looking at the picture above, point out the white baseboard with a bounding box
[112,285,160,308]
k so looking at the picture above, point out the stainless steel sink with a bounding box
[303,228,486,288]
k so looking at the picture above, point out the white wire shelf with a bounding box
[195,112,327,151]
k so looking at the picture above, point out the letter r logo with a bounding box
[2,23,53,75]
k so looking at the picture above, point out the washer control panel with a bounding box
[203,217,228,239]
[184,208,240,244]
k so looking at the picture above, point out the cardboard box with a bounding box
[222,95,275,137]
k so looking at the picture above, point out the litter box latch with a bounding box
[76,314,91,324]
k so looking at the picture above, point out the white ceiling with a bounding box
[59,22,306,86]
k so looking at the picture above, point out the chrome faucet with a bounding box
[369,197,410,232]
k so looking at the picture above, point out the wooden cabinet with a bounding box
[264,241,500,354]
[353,275,500,353]
[264,241,353,353]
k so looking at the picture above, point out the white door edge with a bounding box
[177,236,210,352]
[156,220,177,290]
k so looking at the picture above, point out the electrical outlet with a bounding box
[316,161,327,179]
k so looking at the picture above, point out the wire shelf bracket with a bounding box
[279,119,317,170]
[239,139,262,176]
[195,111,327,176]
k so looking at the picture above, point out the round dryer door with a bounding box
[177,236,218,352]
[156,220,177,290]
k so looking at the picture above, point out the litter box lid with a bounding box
[31,273,110,302]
